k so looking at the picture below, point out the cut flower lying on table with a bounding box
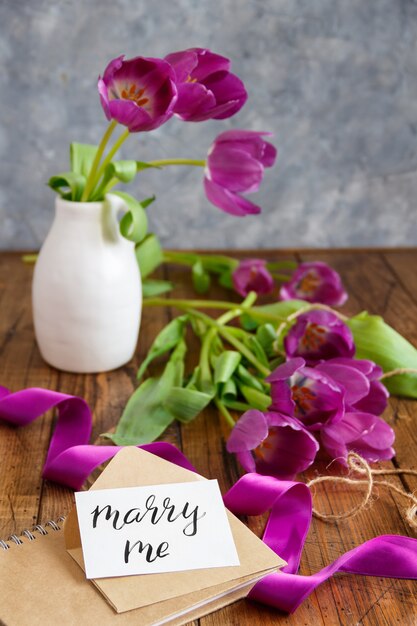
[105,262,417,483]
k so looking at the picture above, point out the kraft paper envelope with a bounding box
[64,446,285,624]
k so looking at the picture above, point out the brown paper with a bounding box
[65,447,284,622]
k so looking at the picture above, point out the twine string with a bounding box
[380,367,417,379]
[307,452,417,530]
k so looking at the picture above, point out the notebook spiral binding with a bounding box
[0,516,66,550]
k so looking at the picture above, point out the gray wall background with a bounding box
[1,0,417,250]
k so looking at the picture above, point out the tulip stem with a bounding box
[214,397,236,429]
[88,128,131,199]
[144,297,244,311]
[147,159,206,168]
[163,250,237,269]
[191,310,271,377]
[143,297,288,323]
[81,120,118,202]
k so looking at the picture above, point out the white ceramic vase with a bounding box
[32,194,142,373]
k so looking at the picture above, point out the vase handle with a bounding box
[102,193,129,243]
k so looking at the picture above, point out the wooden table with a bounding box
[0,249,416,625]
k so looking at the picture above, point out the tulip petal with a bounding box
[236,450,257,474]
[165,49,199,82]
[319,357,389,414]
[208,146,264,193]
[203,178,261,216]
[315,362,370,405]
[354,380,389,414]
[213,131,277,168]
[174,82,217,119]
[261,140,278,167]
[203,70,247,118]
[98,78,111,120]
[188,49,231,80]
[102,54,125,81]
[108,99,154,132]
[227,409,269,452]
[266,357,306,382]
[321,411,395,464]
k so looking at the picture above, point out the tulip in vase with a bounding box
[34,49,276,372]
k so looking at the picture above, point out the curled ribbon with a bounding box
[1,385,416,613]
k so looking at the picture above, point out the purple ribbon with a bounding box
[1,385,416,613]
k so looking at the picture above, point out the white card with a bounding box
[75,480,240,579]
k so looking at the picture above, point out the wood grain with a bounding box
[0,250,416,626]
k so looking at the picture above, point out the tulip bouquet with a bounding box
[105,264,417,483]
[48,49,282,295]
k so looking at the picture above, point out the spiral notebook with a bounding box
[0,447,284,626]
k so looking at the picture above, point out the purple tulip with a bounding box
[98,55,177,132]
[232,259,275,297]
[204,130,277,216]
[316,357,389,415]
[280,262,348,306]
[164,48,247,122]
[267,358,345,431]
[226,409,319,478]
[321,411,395,464]
[284,310,355,363]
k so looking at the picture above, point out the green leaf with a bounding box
[103,344,213,443]
[112,191,149,244]
[48,172,86,201]
[247,336,270,367]
[135,234,164,278]
[214,351,241,384]
[91,161,137,200]
[188,365,216,396]
[142,279,174,298]
[104,361,178,445]
[110,160,138,183]
[192,260,211,294]
[136,315,188,381]
[70,143,98,177]
[219,378,238,402]
[256,323,278,357]
[236,364,267,393]
[218,270,234,289]
[347,312,417,398]
[164,387,213,423]
[239,384,271,411]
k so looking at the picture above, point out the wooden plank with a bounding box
[382,249,417,306]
